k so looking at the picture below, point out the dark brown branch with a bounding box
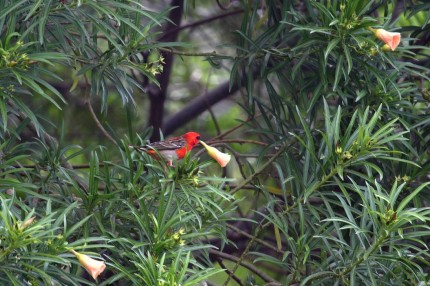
[158,9,243,41]
[163,65,261,136]
[204,70,222,136]
[211,114,260,140]
[147,0,184,141]
[389,0,405,24]
[162,79,240,136]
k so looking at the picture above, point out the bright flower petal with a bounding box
[200,141,231,167]
[374,28,401,51]
[71,250,106,280]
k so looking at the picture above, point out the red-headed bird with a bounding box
[131,132,201,166]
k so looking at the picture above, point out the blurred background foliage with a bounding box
[1,0,430,285]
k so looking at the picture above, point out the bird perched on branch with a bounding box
[131,132,201,166]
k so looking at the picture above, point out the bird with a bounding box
[131,132,201,166]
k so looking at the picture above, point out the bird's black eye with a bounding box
[196,136,201,140]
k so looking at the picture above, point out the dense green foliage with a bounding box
[1,0,430,285]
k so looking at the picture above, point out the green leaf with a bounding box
[333,55,344,91]
[324,37,341,63]
[397,182,430,213]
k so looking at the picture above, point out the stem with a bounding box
[208,139,268,146]
[303,231,389,284]
[230,145,287,195]
[84,76,118,146]
[217,258,244,286]
[148,0,184,140]
[222,229,258,285]
[226,223,282,254]
[269,166,339,225]
[338,232,388,277]
[157,47,219,57]
[211,245,279,285]
[158,9,244,40]
[86,100,118,146]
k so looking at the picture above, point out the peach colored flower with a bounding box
[200,141,231,167]
[374,28,401,51]
[71,250,106,280]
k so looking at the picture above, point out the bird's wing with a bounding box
[146,136,186,151]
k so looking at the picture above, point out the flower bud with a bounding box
[19,216,35,230]
[200,141,231,167]
[335,144,342,155]
[342,151,353,160]
[373,28,401,51]
[71,250,106,280]
[381,44,392,52]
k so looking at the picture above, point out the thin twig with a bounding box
[84,76,118,146]
[157,47,219,57]
[223,222,261,286]
[204,69,222,136]
[226,223,282,254]
[209,249,279,284]
[217,258,244,286]
[208,139,268,146]
[211,113,262,141]
[232,153,276,158]
[86,100,118,146]
[230,145,287,195]
[216,0,233,11]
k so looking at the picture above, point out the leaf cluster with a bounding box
[2,0,430,285]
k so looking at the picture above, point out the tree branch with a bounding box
[216,258,244,286]
[162,79,240,136]
[226,223,282,254]
[158,9,243,41]
[230,145,287,195]
[209,249,280,284]
[147,0,184,141]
